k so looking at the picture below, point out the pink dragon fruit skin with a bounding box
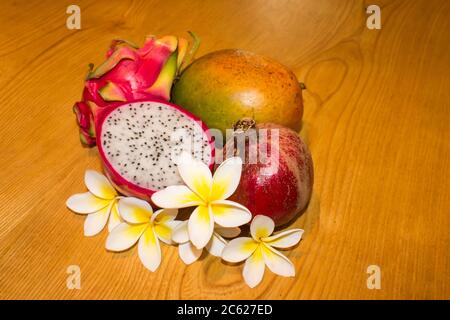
[73,34,196,147]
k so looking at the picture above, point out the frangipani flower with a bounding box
[106,197,180,272]
[222,215,303,288]
[151,153,252,250]
[66,170,122,236]
[172,220,241,264]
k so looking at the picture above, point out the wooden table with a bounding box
[0,0,449,300]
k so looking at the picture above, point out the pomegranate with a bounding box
[223,119,313,226]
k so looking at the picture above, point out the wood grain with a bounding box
[0,0,449,299]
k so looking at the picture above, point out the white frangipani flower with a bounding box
[106,197,180,272]
[151,153,252,250]
[66,170,122,236]
[172,220,241,264]
[222,215,303,288]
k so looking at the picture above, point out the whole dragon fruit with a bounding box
[73,33,198,146]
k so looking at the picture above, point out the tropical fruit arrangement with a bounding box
[67,33,313,288]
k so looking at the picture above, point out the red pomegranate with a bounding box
[223,119,313,226]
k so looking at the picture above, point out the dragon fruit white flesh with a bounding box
[96,100,215,201]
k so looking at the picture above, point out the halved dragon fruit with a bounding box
[96,100,215,201]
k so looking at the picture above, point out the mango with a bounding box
[172,49,303,137]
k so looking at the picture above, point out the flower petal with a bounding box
[215,226,241,238]
[176,152,212,202]
[151,185,203,209]
[153,218,180,245]
[205,232,227,257]
[262,229,304,249]
[107,201,122,232]
[178,242,202,265]
[243,246,265,288]
[250,215,275,240]
[172,220,189,244]
[188,205,214,249]
[165,220,183,231]
[210,200,252,228]
[106,223,147,251]
[152,208,178,224]
[221,237,258,263]
[66,192,110,214]
[84,202,113,236]
[210,157,242,201]
[261,243,295,277]
[118,197,152,224]
[138,227,161,272]
[84,170,116,199]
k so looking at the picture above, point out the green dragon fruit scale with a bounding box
[73,34,198,147]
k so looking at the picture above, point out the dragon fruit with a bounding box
[96,100,215,201]
[73,33,199,146]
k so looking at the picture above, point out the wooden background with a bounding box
[0,0,449,300]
